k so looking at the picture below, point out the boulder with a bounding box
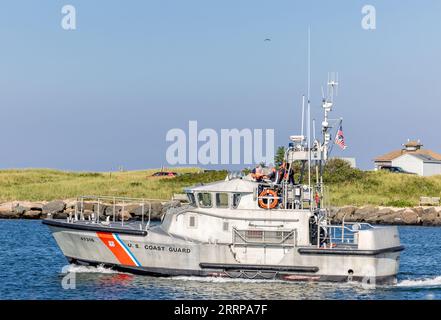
[118,211,133,221]
[21,202,44,211]
[82,210,94,219]
[53,211,68,219]
[161,200,180,215]
[364,208,394,224]
[64,200,77,210]
[353,206,379,221]
[435,215,441,226]
[400,208,421,225]
[379,211,403,225]
[13,205,28,215]
[22,210,42,219]
[104,206,122,216]
[0,202,13,212]
[131,202,163,218]
[122,204,143,215]
[64,208,76,215]
[0,210,20,219]
[335,206,357,221]
[42,201,66,214]
[77,202,94,212]
[92,203,107,216]
[334,206,357,222]
[327,207,339,220]
[421,207,440,226]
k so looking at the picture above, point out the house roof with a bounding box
[403,153,441,163]
[374,149,441,162]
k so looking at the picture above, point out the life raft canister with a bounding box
[258,189,279,209]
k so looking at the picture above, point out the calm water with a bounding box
[0,220,440,300]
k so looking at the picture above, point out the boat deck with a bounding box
[42,218,150,236]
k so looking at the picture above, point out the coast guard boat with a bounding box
[43,77,403,284]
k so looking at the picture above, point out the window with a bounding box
[216,193,229,208]
[232,193,241,209]
[197,193,212,208]
[187,193,196,206]
[189,215,197,228]
[223,221,229,231]
[246,230,263,240]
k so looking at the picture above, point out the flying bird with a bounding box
[264,38,271,42]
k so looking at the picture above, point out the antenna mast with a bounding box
[321,72,339,161]
[307,27,311,204]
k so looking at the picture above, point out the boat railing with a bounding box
[73,195,166,230]
[318,222,375,247]
[232,227,297,246]
[256,182,321,210]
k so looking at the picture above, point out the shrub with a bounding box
[323,158,366,184]
[384,199,415,207]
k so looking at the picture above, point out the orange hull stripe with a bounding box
[97,232,136,266]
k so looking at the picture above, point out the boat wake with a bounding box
[170,275,441,289]
[397,276,441,288]
[62,264,121,274]
[170,276,286,284]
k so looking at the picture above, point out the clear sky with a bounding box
[0,0,440,171]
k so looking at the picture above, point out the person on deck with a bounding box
[251,165,264,182]
[276,162,295,185]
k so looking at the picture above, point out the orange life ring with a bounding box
[258,189,279,209]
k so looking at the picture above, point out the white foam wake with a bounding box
[397,276,441,288]
[171,275,441,288]
[170,276,286,284]
[62,264,121,274]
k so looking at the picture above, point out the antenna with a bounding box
[327,72,339,104]
[301,95,305,140]
[307,27,311,200]
[321,72,340,161]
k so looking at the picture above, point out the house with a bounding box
[374,140,441,176]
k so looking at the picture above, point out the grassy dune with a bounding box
[0,165,440,207]
[0,168,227,202]
[328,171,441,207]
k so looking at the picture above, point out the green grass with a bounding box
[0,168,227,202]
[1,164,440,207]
[327,170,441,207]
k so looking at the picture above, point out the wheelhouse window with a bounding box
[232,193,241,209]
[197,193,212,208]
[187,193,196,206]
[216,193,229,208]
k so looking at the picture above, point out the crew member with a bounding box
[251,164,264,182]
[279,162,295,185]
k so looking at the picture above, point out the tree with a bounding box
[274,146,286,168]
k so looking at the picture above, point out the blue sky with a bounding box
[0,0,440,171]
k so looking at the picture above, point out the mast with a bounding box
[321,72,339,161]
[301,95,305,140]
[307,27,311,210]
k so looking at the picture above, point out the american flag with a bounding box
[335,124,347,150]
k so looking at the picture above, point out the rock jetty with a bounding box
[0,199,182,221]
[329,205,441,226]
[1,200,441,226]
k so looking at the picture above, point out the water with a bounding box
[0,220,440,300]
